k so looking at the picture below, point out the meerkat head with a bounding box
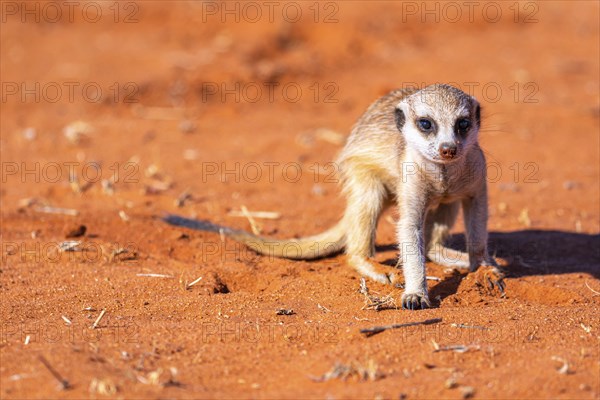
[395,84,481,164]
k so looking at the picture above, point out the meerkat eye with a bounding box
[456,118,471,134]
[417,118,434,133]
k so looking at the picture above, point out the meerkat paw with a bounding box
[348,255,400,285]
[401,291,431,310]
[470,264,506,297]
[427,245,470,269]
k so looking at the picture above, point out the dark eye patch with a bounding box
[455,118,471,135]
[416,117,436,134]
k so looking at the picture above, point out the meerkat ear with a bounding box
[472,99,481,126]
[395,101,409,132]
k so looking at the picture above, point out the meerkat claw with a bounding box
[491,277,506,297]
[401,293,431,310]
[482,266,506,297]
[496,277,506,297]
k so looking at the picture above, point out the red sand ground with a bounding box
[1,2,599,399]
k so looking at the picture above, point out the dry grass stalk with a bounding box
[118,210,130,221]
[551,356,570,374]
[580,323,592,334]
[143,180,172,195]
[91,309,107,329]
[186,276,203,290]
[315,128,344,145]
[317,304,331,313]
[136,273,174,278]
[69,173,93,194]
[34,205,79,216]
[240,205,261,235]
[228,210,281,219]
[451,323,490,330]
[311,360,381,382]
[18,197,41,208]
[359,278,397,311]
[175,189,192,207]
[59,241,81,252]
[431,339,480,353]
[584,281,600,296]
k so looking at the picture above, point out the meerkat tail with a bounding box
[162,214,346,260]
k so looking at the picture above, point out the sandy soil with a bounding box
[1,1,599,399]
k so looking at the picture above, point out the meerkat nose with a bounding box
[439,142,458,159]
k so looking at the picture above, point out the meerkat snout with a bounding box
[439,142,458,159]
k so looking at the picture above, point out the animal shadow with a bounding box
[380,230,600,302]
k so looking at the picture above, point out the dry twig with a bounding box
[38,356,70,390]
[360,318,442,337]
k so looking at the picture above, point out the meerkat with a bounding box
[164,83,504,309]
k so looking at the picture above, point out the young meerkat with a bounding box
[164,83,504,309]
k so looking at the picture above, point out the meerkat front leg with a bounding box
[425,202,470,269]
[462,185,506,294]
[461,183,495,271]
[397,186,431,309]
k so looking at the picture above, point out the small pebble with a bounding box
[65,225,86,238]
[23,127,36,140]
[460,386,475,399]
[445,377,457,389]
[179,120,197,134]
[563,180,579,190]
